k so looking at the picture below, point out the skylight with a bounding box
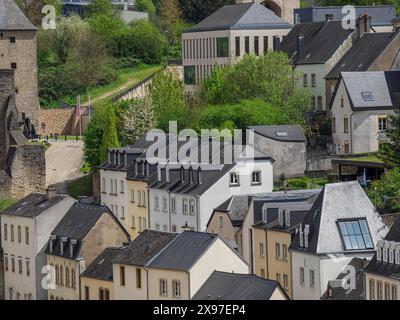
[338,219,373,250]
[361,91,374,101]
[276,131,288,137]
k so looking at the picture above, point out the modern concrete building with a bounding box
[45,202,130,300]
[1,193,75,300]
[290,182,388,300]
[331,71,400,155]
[182,2,292,93]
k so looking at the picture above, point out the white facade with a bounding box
[331,79,395,154]
[149,160,273,233]
[1,196,75,300]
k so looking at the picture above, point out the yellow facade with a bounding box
[253,228,293,298]
[207,211,236,243]
[126,179,149,239]
[80,277,114,300]
[364,272,399,300]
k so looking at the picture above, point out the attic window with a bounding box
[361,91,374,101]
[276,131,288,137]
[337,219,373,251]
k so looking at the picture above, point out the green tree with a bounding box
[136,0,156,13]
[379,107,400,167]
[178,0,234,23]
[88,13,126,40]
[90,0,113,16]
[368,168,400,213]
[99,106,120,163]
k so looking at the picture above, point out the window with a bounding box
[338,219,373,250]
[142,191,146,207]
[173,280,181,298]
[26,259,30,276]
[344,115,349,133]
[131,215,135,229]
[385,283,391,300]
[105,289,110,300]
[183,199,188,215]
[260,243,264,257]
[282,244,288,261]
[263,36,268,53]
[254,36,259,55]
[251,171,261,185]
[4,255,8,272]
[11,63,17,69]
[303,74,308,87]
[99,288,104,300]
[71,269,76,288]
[300,267,305,286]
[311,74,316,87]
[11,224,14,242]
[230,173,239,186]
[310,270,315,287]
[219,216,224,230]
[154,196,160,211]
[59,266,63,285]
[189,200,195,216]
[162,197,168,212]
[276,273,281,283]
[131,189,135,202]
[283,274,289,290]
[121,206,125,219]
[344,141,350,154]
[120,266,125,286]
[392,285,398,300]
[120,180,124,193]
[235,37,240,57]
[160,279,168,296]
[84,286,90,300]
[377,281,383,300]
[378,116,388,132]
[10,36,16,43]
[216,37,229,57]
[18,258,22,274]
[275,243,281,259]
[184,66,196,85]
[3,224,7,241]
[317,96,323,110]
[311,96,316,109]
[341,96,344,108]
[25,227,29,245]
[136,268,142,289]
[332,116,336,133]
[171,197,176,214]
[138,217,142,232]
[369,279,375,300]
[245,37,250,54]
[101,177,106,193]
[362,91,375,101]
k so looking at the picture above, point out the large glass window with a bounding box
[338,219,374,250]
[184,66,196,85]
[217,37,229,57]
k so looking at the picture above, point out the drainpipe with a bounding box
[145,266,149,300]
[196,196,200,231]
[265,230,269,279]
[168,192,171,232]
[350,113,355,154]
[187,271,191,299]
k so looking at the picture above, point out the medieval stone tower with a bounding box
[0,0,39,128]
[236,0,300,25]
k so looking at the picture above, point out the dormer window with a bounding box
[395,245,400,265]
[304,225,309,248]
[278,208,284,226]
[337,219,373,251]
[262,206,267,222]
[285,210,291,227]
[299,224,304,247]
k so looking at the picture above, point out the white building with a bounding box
[182,2,292,94]
[290,181,388,300]
[331,71,400,155]
[1,193,75,300]
[149,147,274,233]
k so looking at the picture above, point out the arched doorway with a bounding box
[261,0,282,18]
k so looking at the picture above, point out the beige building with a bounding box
[80,247,123,300]
[182,2,292,93]
[0,0,39,128]
[364,218,400,300]
[45,202,130,300]
[1,193,75,300]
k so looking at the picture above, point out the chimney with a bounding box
[297,36,305,61]
[357,14,371,38]
[46,186,56,198]
[273,36,281,51]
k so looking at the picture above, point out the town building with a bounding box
[331,71,400,155]
[148,145,274,233]
[45,202,130,300]
[192,271,289,300]
[182,2,292,93]
[294,5,396,33]
[80,247,124,300]
[0,0,39,128]
[364,217,400,300]
[325,32,400,109]
[249,125,307,180]
[1,193,75,300]
[290,181,388,300]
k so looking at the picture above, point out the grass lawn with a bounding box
[346,155,384,163]
[274,176,332,191]
[66,174,93,199]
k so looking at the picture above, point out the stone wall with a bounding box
[0,144,46,199]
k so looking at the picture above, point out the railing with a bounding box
[36,134,82,141]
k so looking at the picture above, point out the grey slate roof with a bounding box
[254,210,309,232]
[249,125,307,142]
[341,71,400,111]
[0,193,69,218]
[294,5,396,27]
[186,3,291,33]
[112,230,177,266]
[0,0,36,31]
[326,32,398,79]
[81,247,124,281]
[213,195,252,227]
[281,21,353,64]
[148,231,218,271]
[322,257,368,300]
[192,271,286,300]
[290,181,388,255]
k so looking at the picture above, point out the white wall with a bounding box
[291,251,321,300]
[113,265,148,300]
[295,64,326,111]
